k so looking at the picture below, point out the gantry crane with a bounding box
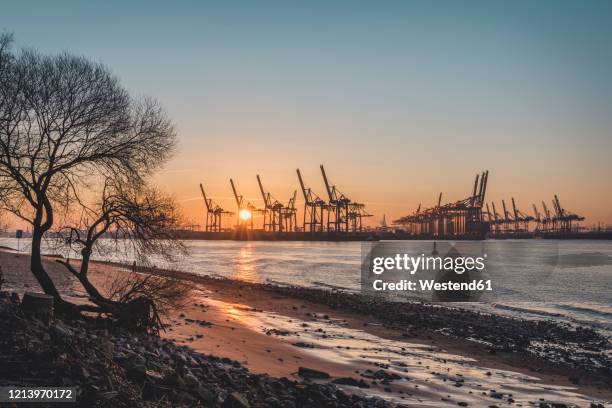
[485,202,496,232]
[501,199,513,232]
[541,200,552,232]
[348,201,372,232]
[320,165,350,232]
[296,168,326,232]
[320,165,370,232]
[230,178,261,230]
[283,190,298,232]
[489,202,502,234]
[257,175,288,232]
[511,197,534,232]
[393,171,489,238]
[532,203,542,232]
[552,195,584,233]
[199,183,233,232]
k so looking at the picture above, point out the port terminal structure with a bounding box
[191,168,605,241]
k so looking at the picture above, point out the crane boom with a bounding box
[199,183,211,211]
[502,200,509,221]
[296,169,309,202]
[479,171,489,205]
[320,165,334,202]
[256,175,269,207]
[554,194,565,217]
[229,179,241,206]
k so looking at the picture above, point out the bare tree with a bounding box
[0,36,176,310]
[51,178,187,329]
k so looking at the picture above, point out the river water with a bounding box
[1,237,611,337]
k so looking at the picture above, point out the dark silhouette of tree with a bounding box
[0,35,176,311]
[51,178,188,330]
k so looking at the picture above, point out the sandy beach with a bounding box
[1,248,610,407]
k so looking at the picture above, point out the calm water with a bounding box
[2,237,611,336]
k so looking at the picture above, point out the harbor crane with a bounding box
[541,200,552,232]
[489,202,502,234]
[199,183,233,232]
[393,171,489,238]
[501,199,512,232]
[230,178,261,229]
[320,165,350,232]
[257,175,290,232]
[532,203,542,232]
[283,190,298,232]
[320,165,370,232]
[552,195,584,233]
[296,168,326,232]
[511,198,534,232]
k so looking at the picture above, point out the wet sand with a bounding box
[1,249,611,407]
[157,279,612,406]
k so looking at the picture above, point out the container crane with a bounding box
[296,168,326,232]
[257,175,287,232]
[230,178,261,230]
[199,182,233,232]
[532,203,542,232]
[320,165,352,232]
[283,190,298,232]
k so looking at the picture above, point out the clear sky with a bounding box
[2,0,611,228]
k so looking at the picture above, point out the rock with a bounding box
[292,342,315,348]
[263,396,282,407]
[145,369,163,381]
[331,377,360,386]
[51,321,73,343]
[196,385,216,404]
[298,367,331,379]
[21,292,54,325]
[362,369,401,381]
[223,391,250,408]
[184,372,200,388]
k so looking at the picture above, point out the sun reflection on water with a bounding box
[234,243,258,282]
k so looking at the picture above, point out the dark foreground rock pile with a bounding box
[0,292,396,408]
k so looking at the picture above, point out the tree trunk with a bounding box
[30,227,62,300]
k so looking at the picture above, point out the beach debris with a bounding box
[292,342,315,348]
[361,369,402,382]
[298,367,331,379]
[265,328,291,336]
[331,377,370,388]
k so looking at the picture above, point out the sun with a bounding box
[239,209,252,221]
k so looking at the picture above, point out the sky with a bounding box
[1,0,611,228]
